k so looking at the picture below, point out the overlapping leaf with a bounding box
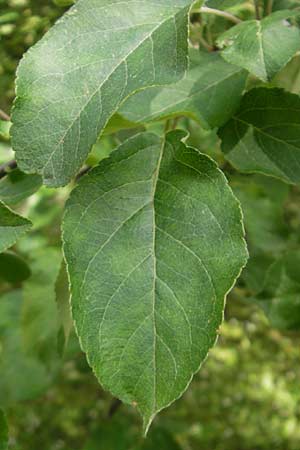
[219,88,300,184]
[217,11,300,81]
[0,201,31,253]
[11,0,195,187]
[118,50,247,129]
[257,251,300,331]
[63,130,247,431]
[0,169,42,205]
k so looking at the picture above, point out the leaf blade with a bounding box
[63,130,247,430]
[219,88,300,184]
[11,0,194,187]
[0,201,32,253]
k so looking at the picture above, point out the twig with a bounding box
[195,6,242,24]
[0,109,11,122]
[107,398,122,418]
[266,0,273,15]
[75,165,92,181]
[0,160,17,179]
[253,0,261,20]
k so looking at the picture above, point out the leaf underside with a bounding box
[11,0,193,187]
[63,130,247,431]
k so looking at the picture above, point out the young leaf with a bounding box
[0,201,31,253]
[11,0,195,187]
[217,11,300,81]
[0,410,8,450]
[0,169,42,205]
[118,50,247,129]
[219,88,300,184]
[63,130,247,432]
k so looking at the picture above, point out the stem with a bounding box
[266,0,273,15]
[0,109,11,122]
[0,160,17,179]
[107,398,122,418]
[196,6,242,24]
[253,0,261,20]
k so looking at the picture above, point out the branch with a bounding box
[0,109,11,122]
[0,160,17,179]
[196,6,242,24]
[253,0,261,19]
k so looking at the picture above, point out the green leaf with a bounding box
[0,121,11,140]
[257,251,300,330]
[0,169,42,205]
[11,0,195,187]
[22,248,62,363]
[217,11,300,81]
[118,50,247,129]
[219,88,300,184]
[55,260,72,354]
[0,201,31,253]
[0,251,31,283]
[0,290,52,407]
[63,130,247,431]
[204,0,243,8]
[0,410,8,450]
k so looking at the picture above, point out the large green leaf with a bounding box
[219,88,300,184]
[11,0,195,187]
[63,130,247,431]
[217,11,300,81]
[0,410,8,450]
[0,169,42,205]
[118,50,247,129]
[0,201,31,253]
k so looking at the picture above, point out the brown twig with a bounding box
[0,109,11,122]
[107,398,122,418]
[253,0,261,19]
[0,160,17,179]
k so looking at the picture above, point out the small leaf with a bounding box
[0,201,31,253]
[0,169,42,205]
[0,121,11,140]
[11,0,195,187]
[257,251,300,330]
[219,88,300,184]
[0,410,8,450]
[0,251,31,283]
[118,50,247,129]
[63,130,247,431]
[217,11,300,81]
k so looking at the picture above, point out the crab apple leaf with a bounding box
[0,201,31,253]
[219,88,300,184]
[11,0,196,187]
[217,11,300,82]
[62,130,247,432]
[118,50,247,129]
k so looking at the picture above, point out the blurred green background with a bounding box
[1,1,300,449]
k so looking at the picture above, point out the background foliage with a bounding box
[1,0,300,449]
